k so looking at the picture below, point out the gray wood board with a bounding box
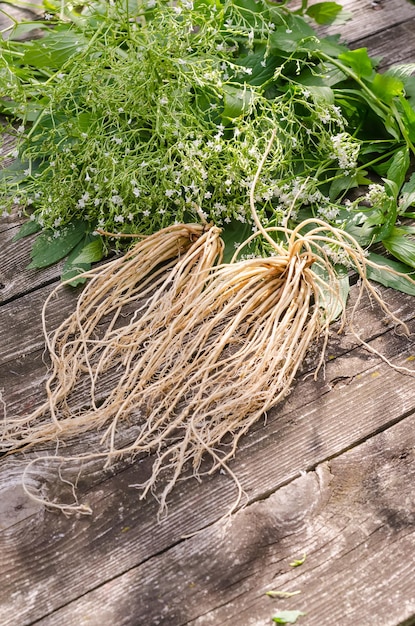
[1,0,415,625]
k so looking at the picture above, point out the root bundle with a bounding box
[1,135,413,516]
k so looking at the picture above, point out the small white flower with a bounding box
[114,214,125,223]
[44,12,53,20]
[111,195,123,206]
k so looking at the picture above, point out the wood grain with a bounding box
[1,1,415,625]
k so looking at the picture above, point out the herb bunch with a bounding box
[1,0,415,290]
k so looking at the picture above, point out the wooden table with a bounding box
[1,1,415,624]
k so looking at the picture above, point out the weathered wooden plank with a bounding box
[1,310,415,626]
[1,2,415,626]
[21,413,415,626]
[352,18,415,70]
[321,0,415,42]
[0,223,65,303]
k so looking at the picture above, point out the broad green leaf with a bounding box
[338,48,373,78]
[21,30,87,69]
[70,236,104,264]
[383,226,415,268]
[234,50,281,87]
[399,172,415,213]
[222,85,254,119]
[371,73,404,104]
[305,85,334,103]
[0,158,29,184]
[313,263,349,322]
[398,95,415,142]
[272,610,306,624]
[268,17,316,54]
[60,234,101,286]
[386,146,409,192]
[12,218,42,241]
[366,252,415,295]
[221,220,253,263]
[9,22,49,40]
[306,2,342,25]
[27,220,87,269]
[61,262,90,286]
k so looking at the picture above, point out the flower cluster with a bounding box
[329,133,360,174]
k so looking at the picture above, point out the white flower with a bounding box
[330,133,359,172]
[111,195,123,206]
[114,214,124,223]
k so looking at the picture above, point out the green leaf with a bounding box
[366,252,415,295]
[398,95,415,142]
[386,146,409,192]
[61,233,104,285]
[272,610,306,624]
[70,236,104,264]
[383,226,415,268]
[306,2,342,25]
[222,85,254,119]
[9,22,49,41]
[268,16,316,54]
[371,73,404,104]
[221,220,253,263]
[338,48,373,79]
[12,218,42,241]
[399,172,415,213]
[27,220,88,269]
[21,29,87,69]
